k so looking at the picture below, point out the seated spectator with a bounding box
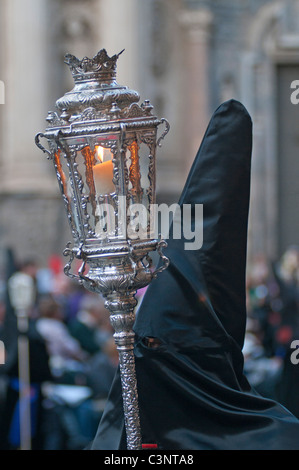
[85,335,119,399]
[35,295,87,377]
[68,294,113,356]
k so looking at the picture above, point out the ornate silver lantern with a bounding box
[35,49,170,450]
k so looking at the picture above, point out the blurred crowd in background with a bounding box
[244,245,299,414]
[0,251,126,450]
[0,245,298,450]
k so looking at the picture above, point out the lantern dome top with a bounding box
[64,48,124,84]
[46,48,157,127]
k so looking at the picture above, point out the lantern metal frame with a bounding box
[35,49,170,450]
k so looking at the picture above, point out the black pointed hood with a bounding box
[90,100,299,450]
[134,99,251,351]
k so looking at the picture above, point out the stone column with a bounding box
[0,0,56,195]
[98,0,140,92]
[0,0,72,265]
[179,9,213,178]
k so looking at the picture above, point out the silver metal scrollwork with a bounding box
[156,118,170,148]
[63,242,79,281]
[63,242,97,288]
[152,238,170,278]
[34,133,53,159]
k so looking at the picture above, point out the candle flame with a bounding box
[96,146,104,163]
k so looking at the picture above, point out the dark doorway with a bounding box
[277,65,299,256]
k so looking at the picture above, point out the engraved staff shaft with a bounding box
[106,291,142,450]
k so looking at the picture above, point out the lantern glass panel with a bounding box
[93,145,115,198]
[54,148,83,240]
[77,143,117,240]
[125,140,155,241]
[54,136,119,242]
[139,143,152,208]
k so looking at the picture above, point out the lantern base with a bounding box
[63,237,169,450]
[63,238,169,294]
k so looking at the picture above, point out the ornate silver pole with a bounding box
[107,291,141,449]
[35,49,170,449]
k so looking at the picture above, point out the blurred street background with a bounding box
[0,0,298,449]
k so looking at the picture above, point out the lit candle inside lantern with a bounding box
[93,146,114,195]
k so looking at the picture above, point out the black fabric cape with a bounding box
[90,99,299,450]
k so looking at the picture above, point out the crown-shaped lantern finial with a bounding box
[64,48,125,83]
[53,48,145,121]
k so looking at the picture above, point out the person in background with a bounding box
[35,295,87,380]
[0,294,52,449]
[68,293,118,399]
[67,293,113,356]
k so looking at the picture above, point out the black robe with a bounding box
[90,99,299,450]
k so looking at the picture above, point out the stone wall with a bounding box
[0,0,298,271]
